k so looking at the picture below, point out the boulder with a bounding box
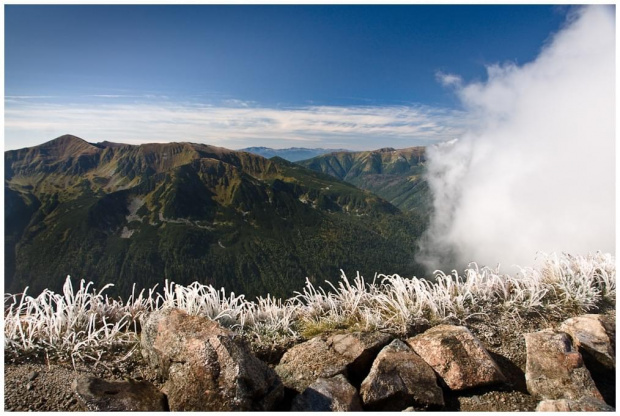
[327,331,393,384]
[524,329,602,401]
[536,397,614,412]
[360,339,444,411]
[560,314,615,370]
[140,308,283,411]
[275,337,347,393]
[407,325,506,390]
[72,375,167,411]
[275,331,391,392]
[291,374,363,411]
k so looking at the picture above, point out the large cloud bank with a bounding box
[417,6,615,271]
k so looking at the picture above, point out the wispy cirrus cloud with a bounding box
[4,100,469,150]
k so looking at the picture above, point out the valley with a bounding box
[5,135,429,299]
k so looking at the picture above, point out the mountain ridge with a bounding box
[297,146,430,212]
[5,135,428,298]
[240,146,349,162]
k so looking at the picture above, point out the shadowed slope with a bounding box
[5,135,427,298]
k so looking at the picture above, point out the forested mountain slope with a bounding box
[5,135,428,298]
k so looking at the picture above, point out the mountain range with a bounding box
[297,147,430,213]
[5,135,429,298]
[240,147,348,162]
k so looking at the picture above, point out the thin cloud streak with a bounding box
[4,101,469,150]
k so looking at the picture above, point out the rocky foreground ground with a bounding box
[4,309,615,412]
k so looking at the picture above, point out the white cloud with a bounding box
[435,71,463,88]
[4,101,469,151]
[417,6,615,271]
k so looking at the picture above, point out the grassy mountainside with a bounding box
[297,147,431,213]
[5,135,428,298]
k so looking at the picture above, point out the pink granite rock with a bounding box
[292,374,363,411]
[560,314,615,370]
[140,308,283,411]
[524,329,603,401]
[536,397,614,412]
[360,339,444,410]
[407,324,506,390]
[275,331,391,393]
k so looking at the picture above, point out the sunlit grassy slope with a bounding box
[297,146,431,213]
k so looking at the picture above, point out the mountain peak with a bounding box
[39,134,99,157]
[44,134,88,146]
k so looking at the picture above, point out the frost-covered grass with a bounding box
[4,280,138,366]
[4,252,615,364]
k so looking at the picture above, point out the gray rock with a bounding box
[27,371,39,381]
[360,339,444,411]
[291,374,363,411]
[141,308,283,411]
[524,329,603,401]
[560,314,615,370]
[536,397,614,412]
[407,325,506,391]
[275,331,391,393]
[71,375,167,411]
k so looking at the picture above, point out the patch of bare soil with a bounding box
[4,354,161,412]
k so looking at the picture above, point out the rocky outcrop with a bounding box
[524,329,602,401]
[291,374,363,411]
[407,325,506,390]
[5,308,618,412]
[275,331,391,392]
[140,308,283,411]
[71,375,167,411]
[536,397,614,412]
[560,314,615,370]
[360,339,444,411]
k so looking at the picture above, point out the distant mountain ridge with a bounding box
[240,146,349,162]
[5,135,428,298]
[297,146,431,213]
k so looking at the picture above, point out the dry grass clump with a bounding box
[4,252,615,365]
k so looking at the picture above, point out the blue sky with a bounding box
[5,5,571,150]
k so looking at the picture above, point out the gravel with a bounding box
[4,354,162,412]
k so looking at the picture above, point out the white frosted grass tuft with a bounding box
[4,252,615,364]
[158,279,247,327]
[4,279,137,366]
